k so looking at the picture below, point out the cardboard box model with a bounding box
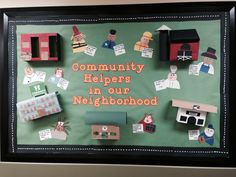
[157,25,200,61]
[21,33,60,61]
[17,92,62,122]
[85,111,127,140]
[172,99,217,127]
[169,29,200,61]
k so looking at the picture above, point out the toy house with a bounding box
[85,111,127,140]
[21,33,60,61]
[157,26,200,61]
[16,92,63,122]
[172,99,217,127]
[169,29,200,61]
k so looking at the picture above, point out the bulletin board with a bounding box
[1,3,235,165]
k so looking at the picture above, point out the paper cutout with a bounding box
[172,99,217,127]
[113,44,126,56]
[21,33,60,61]
[154,79,167,91]
[138,113,156,133]
[55,68,64,78]
[23,66,46,85]
[84,45,97,56]
[16,92,63,122]
[24,66,34,77]
[134,31,153,52]
[39,129,52,141]
[132,124,144,133]
[165,65,180,89]
[188,130,200,140]
[198,124,215,145]
[51,119,70,140]
[189,64,200,76]
[29,83,47,97]
[48,68,69,90]
[198,47,217,75]
[102,29,117,50]
[57,78,69,90]
[71,25,87,53]
[141,48,153,58]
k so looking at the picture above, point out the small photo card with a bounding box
[132,124,144,133]
[39,129,52,141]
[57,78,69,90]
[188,130,200,140]
[189,64,200,76]
[141,48,153,58]
[154,79,167,91]
[84,45,97,56]
[113,44,126,56]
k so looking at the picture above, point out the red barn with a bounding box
[169,29,200,61]
[21,33,60,61]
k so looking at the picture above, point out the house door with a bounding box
[187,116,196,125]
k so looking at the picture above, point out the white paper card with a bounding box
[84,45,97,56]
[141,48,153,58]
[57,78,69,90]
[154,80,167,91]
[113,44,126,56]
[39,129,52,141]
[132,124,144,133]
[188,130,200,140]
[189,64,200,76]
[23,71,46,85]
[31,71,46,82]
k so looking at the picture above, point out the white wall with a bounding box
[0,0,236,177]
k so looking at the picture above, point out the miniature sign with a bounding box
[29,83,47,97]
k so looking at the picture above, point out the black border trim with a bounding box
[1,2,235,166]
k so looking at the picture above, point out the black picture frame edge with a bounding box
[0,1,236,167]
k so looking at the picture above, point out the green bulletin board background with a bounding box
[16,20,221,148]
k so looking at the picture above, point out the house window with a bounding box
[31,37,39,58]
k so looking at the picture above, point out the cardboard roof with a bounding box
[170,29,200,43]
[172,99,217,113]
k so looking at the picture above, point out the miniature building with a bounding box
[157,26,200,61]
[169,29,200,61]
[156,25,171,61]
[21,33,60,61]
[172,99,217,127]
[85,111,127,140]
[17,92,63,122]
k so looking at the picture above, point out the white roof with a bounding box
[172,99,217,113]
[156,25,171,31]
